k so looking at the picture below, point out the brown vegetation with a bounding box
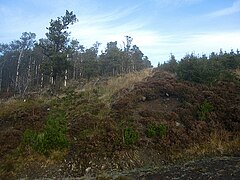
[0,69,239,179]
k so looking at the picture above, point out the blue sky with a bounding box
[0,0,240,66]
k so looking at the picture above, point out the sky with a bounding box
[0,0,240,66]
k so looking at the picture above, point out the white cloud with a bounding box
[208,0,240,17]
[127,31,240,66]
[185,32,240,52]
[76,6,139,26]
[69,6,147,46]
[157,31,240,62]
[151,0,202,7]
[68,6,173,66]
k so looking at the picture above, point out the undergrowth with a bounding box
[197,100,214,121]
[123,127,139,145]
[146,124,167,138]
[0,98,45,121]
[170,130,240,162]
[1,68,240,178]
[22,109,69,155]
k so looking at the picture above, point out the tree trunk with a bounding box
[0,66,3,92]
[64,69,68,87]
[23,55,32,96]
[40,73,44,88]
[15,49,24,92]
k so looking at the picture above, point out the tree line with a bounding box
[0,10,152,96]
[158,49,240,85]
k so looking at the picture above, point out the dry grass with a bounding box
[83,68,153,101]
[170,130,240,162]
[235,68,240,78]
[11,149,67,175]
[0,98,42,119]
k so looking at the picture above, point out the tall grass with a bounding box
[170,130,240,161]
[82,68,153,102]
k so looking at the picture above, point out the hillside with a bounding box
[0,68,240,179]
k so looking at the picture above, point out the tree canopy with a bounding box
[158,50,240,85]
[0,11,152,95]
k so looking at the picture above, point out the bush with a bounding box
[177,56,222,84]
[146,124,167,138]
[123,127,139,145]
[22,110,69,155]
[197,100,214,121]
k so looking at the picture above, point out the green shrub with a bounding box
[22,110,69,155]
[197,100,214,121]
[123,127,139,145]
[146,124,167,138]
[22,129,37,146]
[177,56,223,85]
